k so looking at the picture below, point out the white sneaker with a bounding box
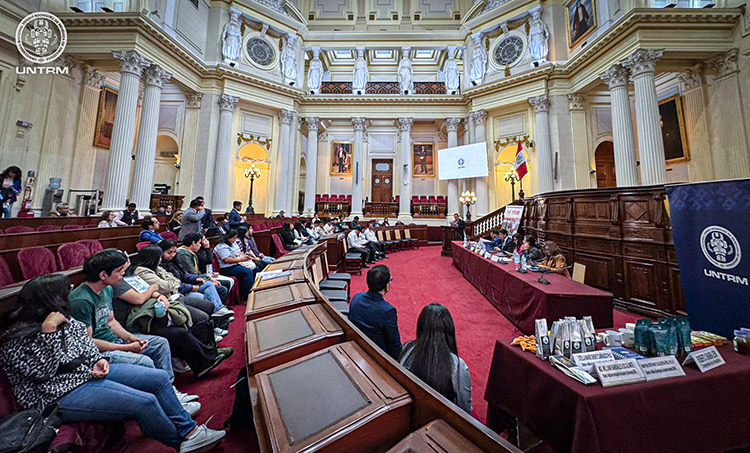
[172,358,191,374]
[214,335,223,344]
[179,424,226,452]
[182,401,201,417]
[214,327,229,337]
[174,387,199,404]
[228,316,235,323]
[214,307,235,316]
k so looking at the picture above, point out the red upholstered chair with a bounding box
[411,196,420,203]
[62,224,84,230]
[136,241,151,251]
[345,194,352,201]
[36,225,62,232]
[212,251,241,306]
[18,247,57,280]
[57,242,90,270]
[0,256,14,288]
[419,195,428,202]
[162,231,178,241]
[428,196,437,203]
[316,194,321,202]
[394,195,400,203]
[5,225,34,234]
[77,239,103,256]
[272,234,289,258]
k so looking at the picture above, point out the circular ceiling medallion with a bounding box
[493,35,524,67]
[244,35,277,69]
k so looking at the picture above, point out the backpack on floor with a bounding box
[0,403,61,453]
[223,366,254,432]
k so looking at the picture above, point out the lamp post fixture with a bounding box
[244,163,261,214]
[459,190,477,221]
[504,169,520,202]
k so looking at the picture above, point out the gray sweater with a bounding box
[178,207,205,241]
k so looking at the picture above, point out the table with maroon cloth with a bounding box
[484,340,750,452]
[451,242,613,334]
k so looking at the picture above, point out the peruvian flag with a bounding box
[514,142,528,180]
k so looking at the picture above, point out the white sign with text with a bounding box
[639,356,686,381]
[594,359,646,387]
[572,350,616,372]
[682,346,726,373]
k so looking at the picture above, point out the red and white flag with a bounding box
[514,142,528,180]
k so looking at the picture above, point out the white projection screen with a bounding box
[438,142,489,180]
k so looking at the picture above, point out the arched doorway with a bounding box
[494,144,531,207]
[594,141,616,188]
[234,143,270,215]
[155,135,179,191]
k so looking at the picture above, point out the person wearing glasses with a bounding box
[348,265,401,360]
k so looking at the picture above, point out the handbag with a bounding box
[0,402,62,453]
[238,260,256,270]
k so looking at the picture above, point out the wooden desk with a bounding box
[387,419,484,453]
[251,341,412,453]
[245,304,344,374]
[263,259,306,271]
[251,269,306,291]
[246,283,316,321]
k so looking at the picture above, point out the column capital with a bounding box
[398,117,413,132]
[305,117,320,131]
[185,92,203,109]
[678,66,705,91]
[318,131,328,142]
[84,67,105,88]
[279,109,296,124]
[622,48,664,78]
[112,50,150,77]
[599,63,629,89]
[568,94,586,111]
[707,48,738,78]
[219,94,239,112]
[469,110,487,124]
[445,117,462,132]
[143,64,172,88]
[352,117,367,131]
[528,95,550,113]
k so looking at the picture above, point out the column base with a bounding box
[397,213,414,223]
[350,210,364,219]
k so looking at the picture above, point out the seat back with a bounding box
[311,257,324,285]
[341,238,349,253]
[395,229,403,240]
[0,256,14,288]
[405,229,412,239]
[5,226,34,234]
[62,224,84,230]
[36,225,62,232]
[77,239,103,256]
[162,231,178,241]
[572,263,587,284]
[136,241,151,251]
[271,234,289,257]
[385,230,393,241]
[322,252,332,274]
[17,247,58,280]
[376,230,384,241]
[57,242,90,270]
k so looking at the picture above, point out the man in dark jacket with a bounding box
[348,265,401,360]
[228,201,246,228]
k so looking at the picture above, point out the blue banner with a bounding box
[666,179,750,338]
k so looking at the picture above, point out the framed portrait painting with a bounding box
[565,0,597,48]
[412,143,434,177]
[93,86,118,149]
[331,142,353,175]
[658,94,689,163]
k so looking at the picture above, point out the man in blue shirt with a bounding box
[227,201,246,228]
[139,218,164,243]
[348,265,401,360]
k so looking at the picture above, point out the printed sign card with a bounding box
[682,346,725,373]
[123,275,150,294]
[639,356,686,381]
[593,359,646,387]
[572,350,615,372]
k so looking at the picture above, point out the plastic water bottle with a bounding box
[513,250,520,265]
[154,301,166,318]
[521,254,527,270]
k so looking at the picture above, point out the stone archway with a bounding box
[234,143,270,215]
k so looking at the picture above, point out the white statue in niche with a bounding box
[398,47,413,94]
[528,7,550,63]
[470,33,487,86]
[352,47,368,94]
[307,47,323,94]
[281,33,297,86]
[444,46,460,94]
[221,10,242,67]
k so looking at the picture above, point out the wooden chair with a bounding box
[378,229,399,253]
[321,252,351,288]
[404,229,419,249]
[572,263,586,284]
[311,257,348,302]
[341,239,363,275]
[384,230,404,251]
[394,229,413,249]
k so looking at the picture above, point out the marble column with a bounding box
[102,51,150,210]
[286,114,299,214]
[304,117,319,215]
[471,110,490,216]
[351,117,366,217]
[70,66,105,192]
[445,117,462,218]
[210,94,239,213]
[130,64,171,208]
[177,92,203,201]
[600,63,639,187]
[273,110,294,215]
[707,49,750,179]
[529,95,554,194]
[623,49,666,186]
[678,67,714,182]
[397,117,413,221]
[568,94,592,189]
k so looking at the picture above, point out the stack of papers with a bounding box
[549,355,597,385]
[259,270,292,281]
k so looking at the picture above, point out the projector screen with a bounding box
[438,142,489,180]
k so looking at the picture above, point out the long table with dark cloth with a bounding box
[484,340,750,452]
[451,241,613,334]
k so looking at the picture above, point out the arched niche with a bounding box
[154,134,179,191]
[233,143,270,215]
[494,144,532,207]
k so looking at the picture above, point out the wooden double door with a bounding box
[370,159,393,202]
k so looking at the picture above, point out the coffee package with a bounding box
[535,318,551,360]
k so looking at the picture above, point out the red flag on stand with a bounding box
[514,142,528,180]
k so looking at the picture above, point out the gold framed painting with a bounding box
[565,0,597,48]
[659,94,690,163]
[93,86,118,149]
[412,142,434,177]
[330,141,353,175]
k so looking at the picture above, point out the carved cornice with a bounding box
[280,109,296,124]
[84,68,105,88]
[678,66,705,90]
[143,64,171,88]
[528,95,549,113]
[318,132,328,142]
[568,94,586,111]
[599,64,630,89]
[398,117,413,132]
[219,94,239,112]
[352,117,367,131]
[185,92,203,109]
[112,50,150,77]
[305,117,320,131]
[621,49,664,78]
[707,48,738,78]
[445,117,462,132]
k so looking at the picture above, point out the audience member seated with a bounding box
[363,223,386,259]
[68,250,195,412]
[537,240,570,278]
[48,202,75,217]
[228,201,247,229]
[214,230,256,301]
[114,203,143,226]
[165,205,173,216]
[304,221,320,240]
[179,199,206,242]
[348,265,401,360]
[154,205,168,216]
[349,215,361,229]
[347,226,373,267]
[175,233,234,294]
[236,226,275,272]
[294,221,314,245]
[322,220,334,235]
[312,220,326,237]
[215,215,229,235]
[169,210,183,233]
[0,274,226,452]
[485,229,503,252]
[523,236,543,262]
[279,222,299,251]
[139,218,164,244]
[0,166,22,218]
[511,233,524,255]
[98,211,118,228]
[399,303,472,414]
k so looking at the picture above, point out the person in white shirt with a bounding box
[323,221,334,235]
[364,223,387,259]
[347,226,372,267]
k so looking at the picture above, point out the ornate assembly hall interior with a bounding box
[0,0,749,452]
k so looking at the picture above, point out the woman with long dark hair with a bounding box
[537,241,571,278]
[279,222,299,250]
[399,303,472,414]
[0,274,226,451]
[0,166,22,218]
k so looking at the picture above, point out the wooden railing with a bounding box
[364,202,398,217]
[412,204,446,218]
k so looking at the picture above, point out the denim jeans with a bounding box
[2,202,12,218]
[103,334,174,383]
[188,281,225,312]
[219,264,255,300]
[57,363,196,448]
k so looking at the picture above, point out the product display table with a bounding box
[451,242,613,334]
[484,339,750,452]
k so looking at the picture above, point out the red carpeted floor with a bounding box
[121,246,639,451]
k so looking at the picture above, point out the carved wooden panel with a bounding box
[624,260,659,308]
[669,266,686,315]
[573,252,614,291]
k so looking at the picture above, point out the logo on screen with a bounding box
[457,158,465,169]
[700,226,741,270]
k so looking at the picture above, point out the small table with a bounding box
[484,340,750,452]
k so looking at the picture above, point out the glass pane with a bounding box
[375,163,390,171]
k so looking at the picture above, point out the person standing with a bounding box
[0,166,22,218]
[179,199,206,242]
[348,265,401,360]
[227,201,246,228]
